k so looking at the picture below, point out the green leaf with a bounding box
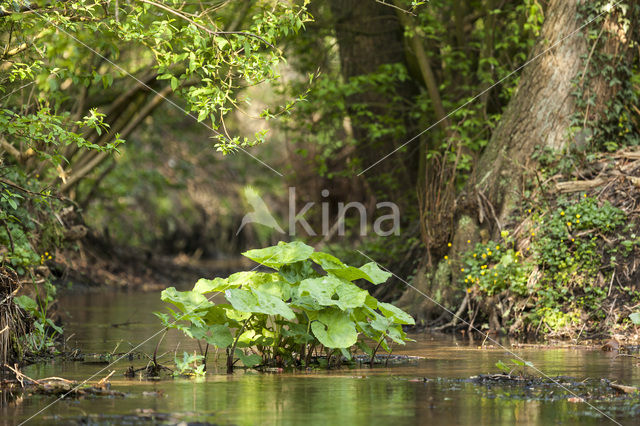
[14,295,38,314]
[495,360,509,373]
[204,324,234,348]
[161,287,213,313]
[225,288,295,320]
[279,260,315,283]
[235,349,262,367]
[311,309,358,348]
[298,275,342,306]
[311,253,391,284]
[193,277,231,294]
[358,262,392,284]
[630,312,640,325]
[243,241,314,269]
[377,301,415,325]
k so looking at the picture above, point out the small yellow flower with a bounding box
[560,211,565,216]
[531,232,535,237]
[496,245,500,250]
[467,240,471,244]
[481,271,485,275]
[45,252,49,256]
[473,254,477,258]
[448,242,452,247]
[571,238,575,242]
[527,247,530,251]
[528,209,532,213]
[465,279,469,283]
[494,273,498,277]
[576,219,580,224]
[488,251,492,256]
[482,253,487,259]
[48,255,52,260]
[567,222,572,227]
[466,288,472,293]
[576,214,581,219]
[583,194,587,197]
[460,268,465,272]
[444,255,448,260]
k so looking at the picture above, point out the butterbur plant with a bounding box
[156,241,415,373]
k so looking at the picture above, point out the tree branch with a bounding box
[138,0,275,49]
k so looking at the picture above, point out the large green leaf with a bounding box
[359,262,392,285]
[377,301,415,325]
[225,288,295,320]
[235,349,262,367]
[227,271,280,288]
[252,289,296,320]
[311,252,391,284]
[630,312,640,325]
[310,309,358,348]
[243,241,314,268]
[193,277,231,294]
[334,282,369,309]
[279,260,316,283]
[204,324,234,348]
[161,287,212,313]
[298,276,342,306]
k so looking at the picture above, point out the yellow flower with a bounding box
[444,255,448,260]
[466,288,472,293]
[467,240,471,244]
[481,271,485,275]
[560,211,565,216]
[576,219,580,224]
[515,251,520,256]
[531,232,535,236]
[488,251,492,256]
[571,238,575,242]
[576,214,581,219]
[583,194,587,197]
[496,245,500,250]
[45,252,49,256]
[494,273,498,277]
[48,255,52,260]
[473,254,477,258]
[465,279,469,283]
[448,242,452,247]
[527,247,530,251]
[482,253,487,259]
[567,222,572,227]
[461,268,465,272]
[528,209,531,213]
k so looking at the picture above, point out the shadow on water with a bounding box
[2,290,639,425]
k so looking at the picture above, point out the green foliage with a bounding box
[458,196,637,334]
[630,312,640,325]
[173,352,206,377]
[572,1,640,152]
[460,231,531,296]
[13,280,62,354]
[156,241,414,371]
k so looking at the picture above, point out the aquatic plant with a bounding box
[156,241,414,373]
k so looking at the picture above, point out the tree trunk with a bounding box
[328,0,418,199]
[400,0,640,322]
[469,0,637,223]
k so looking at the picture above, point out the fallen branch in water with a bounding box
[2,363,124,397]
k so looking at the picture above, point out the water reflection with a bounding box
[2,291,639,425]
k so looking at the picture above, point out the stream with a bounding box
[3,289,640,425]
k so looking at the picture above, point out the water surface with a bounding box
[3,290,640,425]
